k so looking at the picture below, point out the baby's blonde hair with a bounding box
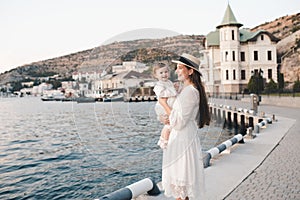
[152,62,169,78]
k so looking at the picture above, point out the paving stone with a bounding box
[224,103,300,200]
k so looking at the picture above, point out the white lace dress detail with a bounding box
[162,85,206,200]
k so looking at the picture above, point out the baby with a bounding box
[153,63,177,149]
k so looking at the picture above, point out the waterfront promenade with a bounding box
[138,98,300,200]
[223,100,300,200]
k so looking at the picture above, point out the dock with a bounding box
[99,98,300,199]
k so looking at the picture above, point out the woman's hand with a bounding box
[159,114,170,125]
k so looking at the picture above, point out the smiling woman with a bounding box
[160,53,210,200]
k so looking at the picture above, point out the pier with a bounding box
[97,98,299,200]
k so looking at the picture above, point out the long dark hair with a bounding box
[189,69,210,128]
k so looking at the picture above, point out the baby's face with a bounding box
[155,66,169,81]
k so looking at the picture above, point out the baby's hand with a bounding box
[173,81,181,93]
[159,114,169,125]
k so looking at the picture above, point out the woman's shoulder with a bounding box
[179,85,199,99]
[181,85,197,92]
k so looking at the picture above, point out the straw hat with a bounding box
[172,53,201,74]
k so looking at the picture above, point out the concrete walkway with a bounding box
[138,99,300,200]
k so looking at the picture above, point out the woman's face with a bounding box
[175,64,193,82]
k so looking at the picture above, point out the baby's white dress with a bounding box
[153,80,177,148]
[162,85,206,199]
[153,80,177,118]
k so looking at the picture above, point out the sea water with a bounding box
[0,97,233,199]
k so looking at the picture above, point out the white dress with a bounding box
[162,85,206,199]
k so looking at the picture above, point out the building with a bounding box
[21,81,34,88]
[96,70,154,95]
[72,71,102,82]
[112,61,148,73]
[200,4,280,94]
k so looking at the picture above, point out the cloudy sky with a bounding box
[0,0,299,73]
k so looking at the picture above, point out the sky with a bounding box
[0,0,299,73]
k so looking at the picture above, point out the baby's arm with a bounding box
[159,97,171,116]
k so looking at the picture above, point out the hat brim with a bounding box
[172,60,201,73]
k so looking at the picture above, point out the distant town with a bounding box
[0,61,158,102]
[1,5,299,101]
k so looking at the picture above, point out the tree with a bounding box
[265,78,278,93]
[277,73,284,91]
[10,81,23,92]
[0,88,6,93]
[33,79,41,86]
[247,69,264,94]
[247,76,256,93]
[293,78,300,92]
[47,80,62,89]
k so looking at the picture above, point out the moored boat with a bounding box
[75,97,96,103]
[103,95,124,102]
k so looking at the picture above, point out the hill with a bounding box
[1,12,300,86]
[0,35,204,84]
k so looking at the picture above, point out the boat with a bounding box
[41,92,74,102]
[103,93,124,102]
[75,97,96,103]
[41,96,75,101]
[103,95,124,102]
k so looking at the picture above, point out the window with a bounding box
[268,69,272,79]
[233,70,236,80]
[225,51,228,61]
[220,31,223,41]
[241,52,245,61]
[254,51,258,61]
[232,30,235,40]
[241,70,246,80]
[232,51,235,61]
[261,35,264,40]
[226,70,229,80]
[267,51,272,60]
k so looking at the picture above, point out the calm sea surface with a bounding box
[0,97,232,199]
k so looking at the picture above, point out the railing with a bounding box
[98,103,274,199]
[208,92,242,100]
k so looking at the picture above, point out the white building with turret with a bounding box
[200,4,280,94]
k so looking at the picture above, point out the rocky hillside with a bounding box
[1,12,300,85]
[251,13,300,39]
[0,35,204,84]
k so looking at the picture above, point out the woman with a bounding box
[161,53,210,200]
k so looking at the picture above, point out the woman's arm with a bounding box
[169,87,199,130]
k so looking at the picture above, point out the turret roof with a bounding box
[216,4,243,29]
